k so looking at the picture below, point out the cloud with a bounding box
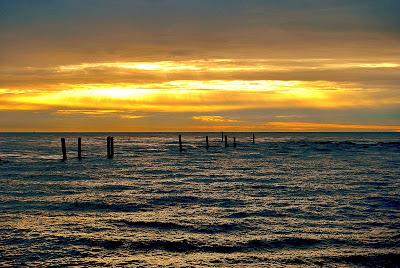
[119,115,144,119]
[55,109,121,116]
[54,109,145,120]
[1,1,399,131]
[2,59,400,89]
[192,116,239,123]
[1,77,399,115]
[264,121,400,132]
[1,1,400,67]
[190,121,400,132]
[274,115,304,119]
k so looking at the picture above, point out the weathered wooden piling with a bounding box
[110,137,114,158]
[233,137,237,147]
[61,138,67,161]
[206,136,209,150]
[78,137,82,160]
[107,136,111,158]
[224,135,228,147]
[179,134,183,152]
[252,133,255,144]
[221,131,224,142]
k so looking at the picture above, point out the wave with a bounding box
[226,209,283,218]
[322,253,400,267]
[283,140,400,148]
[0,200,153,212]
[58,236,347,253]
[66,201,152,212]
[148,195,245,207]
[363,196,400,209]
[115,220,244,234]
[377,141,400,147]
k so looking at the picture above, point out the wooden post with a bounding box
[78,137,82,160]
[61,138,67,161]
[110,137,114,158]
[224,135,228,147]
[206,136,209,150]
[233,137,237,147]
[252,133,255,144]
[221,131,224,142]
[179,134,183,152]
[107,136,111,158]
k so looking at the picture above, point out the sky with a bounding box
[0,0,399,132]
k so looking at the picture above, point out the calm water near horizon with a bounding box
[0,132,399,267]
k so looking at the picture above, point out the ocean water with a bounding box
[0,132,399,267]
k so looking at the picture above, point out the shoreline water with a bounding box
[1,133,399,266]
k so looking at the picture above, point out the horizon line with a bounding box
[0,131,399,134]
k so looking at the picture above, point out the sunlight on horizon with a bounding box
[1,58,399,131]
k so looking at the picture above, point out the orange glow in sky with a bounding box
[1,1,399,132]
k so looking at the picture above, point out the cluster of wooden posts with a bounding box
[60,132,256,161]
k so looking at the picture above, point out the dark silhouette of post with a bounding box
[110,137,114,158]
[179,134,183,152]
[252,133,255,144]
[224,135,228,147]
[107,136,111,158]
[221,131,224,142]
[78,137,82,160]
[206,136,209,150]
[233,137,237,147]
[61,138,67,161]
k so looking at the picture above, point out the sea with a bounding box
[0,132,399,267]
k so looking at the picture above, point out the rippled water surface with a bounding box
[1,132,399,267]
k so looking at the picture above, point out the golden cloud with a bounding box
[119,115,145,119]
[50,60,400,73]
[1,59,399,131]
[2,59,400,89]
[55,109,122,115]
[187,122,400,132]
[192,116,239,123]
[264,121,400,132]
[1,79,398,113]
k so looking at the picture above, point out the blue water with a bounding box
[0,133,399,267]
